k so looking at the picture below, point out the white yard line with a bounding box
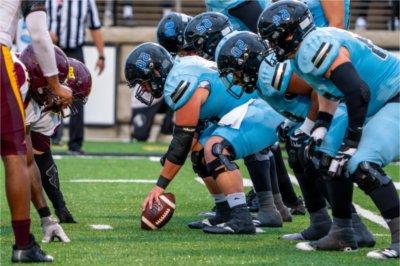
[90,224,113,230]
[194,177,253,187]
[68,179,155,183]
[287,174,389,230]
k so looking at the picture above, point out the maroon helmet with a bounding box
[20,44,69,91]
[62,58,92,116]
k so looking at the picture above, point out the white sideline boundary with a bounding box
[68,179,155,183]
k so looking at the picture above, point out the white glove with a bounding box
[328,144,357,178]
[41,216,71,243]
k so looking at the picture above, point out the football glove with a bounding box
[41,216,70,243]
[327,143,357,178]
[276,119,296,142]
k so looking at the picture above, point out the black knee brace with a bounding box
[191,149,210,179]
[352,162,391,194]
[206,141,238,179]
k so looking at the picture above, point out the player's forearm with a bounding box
[26,11,59,77]
[320,0,345,28]
[90,29,105,57]
[306,91,319,121]
[160,160,182,181]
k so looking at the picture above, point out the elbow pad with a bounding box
[330,62,370,145]
[165,125,196,165]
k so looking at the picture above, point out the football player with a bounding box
[156,11,291,227]
[258,0,399,259]
[0,0,72,262]
[215,30,375,248]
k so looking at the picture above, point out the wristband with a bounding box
[156,175,170,189]
[317,111,333,124]
[99,55,105,61]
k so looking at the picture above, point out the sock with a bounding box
[244,152,272,193]
[333,217,352,228]
[388,217,400,248]
[211,193,226,204]
[326,178,353,219]
[257,191,277,212]
[34,149,66,210]
[37,207,51,218]
[226,192,246,208]
[310,207,331,224]
[11,219,31,248]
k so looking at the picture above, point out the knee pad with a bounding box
[191,149,210,178]
[206,141,238,179]
[244,148,270,164]
[352,162,391,194]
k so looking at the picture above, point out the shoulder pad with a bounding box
[257,59,294,97]
[296,29,341,76]
[21,0,46,18]
[164,56,214,110]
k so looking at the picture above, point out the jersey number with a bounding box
[355,36,387,60]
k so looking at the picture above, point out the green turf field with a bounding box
[1,141,399,265]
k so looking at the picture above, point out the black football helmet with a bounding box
[157,12,193,54]
[257,0,315,64]
[216,31,268,98]
[124,42,174,105]
[184,12,233,60]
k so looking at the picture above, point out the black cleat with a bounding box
[11,235,54,263]
[352,214,375,248]
[288,197,306,215]
[246,190,259,212]
[203,204,256,234]
[188,201,230,229]
[55,207,77,223]
[296,224,358,252]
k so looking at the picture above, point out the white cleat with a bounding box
[296,242,316,251]
[282,233,305,241]
[367,249,399,260]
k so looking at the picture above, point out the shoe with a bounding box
[288,197,306,215]
[55,207,77,223]
[277,205,292,222]
[197,206,216,218]
[352,214,375,248]
[188,201,230,229]
[282,220,331,241]
[296,224,358,252]
[203,204,256,234]
[246,190,259,212]
[11,235,54,263]
[255,209,282,227]
[367,248,399,259]
[67,149,85,155]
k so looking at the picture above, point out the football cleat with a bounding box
[367,248,399,259]
[246,190,259,212]
[282,233,305,241]
[55,207,77,223]
[188,201,230,229]
[296,225,358,252]
[288,197,306,215]
[277,205,293,222]
[283,217,332,241]
[352,214,375,248]
[12,235,54,263]
[255,209,282,227]
[203,204,256,234]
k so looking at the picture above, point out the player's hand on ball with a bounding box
[142,186,164,211]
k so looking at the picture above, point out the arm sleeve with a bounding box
[87,0,102,30]
[25,11,58,77]
[227,0,263,33]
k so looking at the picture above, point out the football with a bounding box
[141,193,176,230]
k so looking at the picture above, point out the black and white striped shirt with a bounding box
[46,0,102,49]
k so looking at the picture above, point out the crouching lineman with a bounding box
[126,42,286,234]
[215,30,375,248]
[156,11,291,227]
[258,0,400,259]
[1,0,72,262]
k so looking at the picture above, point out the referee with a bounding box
[46,0,105,154]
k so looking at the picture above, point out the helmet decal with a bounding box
[272,9,291,26]
[231,39,247,58]
[196,18,213,34]
[68,66,75,80]
[135,53,151,70]
[164,21,176,37]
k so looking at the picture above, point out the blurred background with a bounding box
[58,0,400,146]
